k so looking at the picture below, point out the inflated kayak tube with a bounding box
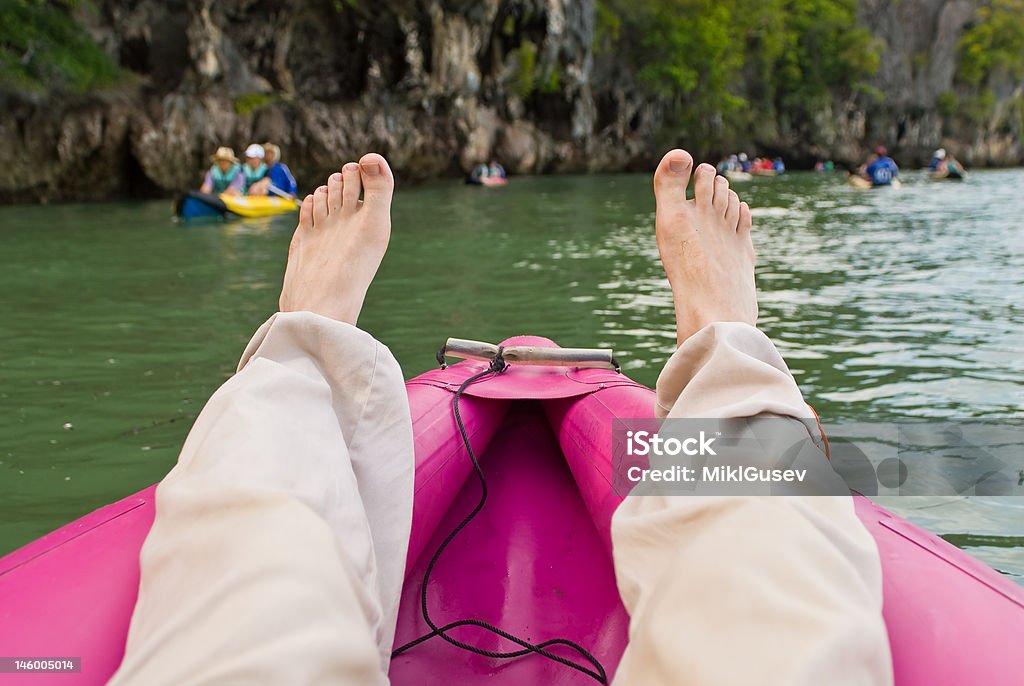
[440,338,619,370]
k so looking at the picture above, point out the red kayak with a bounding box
[1,336,1022,685]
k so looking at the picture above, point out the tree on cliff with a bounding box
[0,0,122,94]
[950,0,1024,133]
[595,0,880,151]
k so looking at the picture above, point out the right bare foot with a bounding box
[278,153,394,326]
[653,149,758,346]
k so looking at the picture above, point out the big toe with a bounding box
[358,153,395,210]
[653,149,694,213]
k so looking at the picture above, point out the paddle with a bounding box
[267,184,301,206]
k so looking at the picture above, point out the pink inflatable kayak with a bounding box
[1,335,1022,684]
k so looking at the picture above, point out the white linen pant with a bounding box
[108,312,892,686]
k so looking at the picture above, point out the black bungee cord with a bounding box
[391,351,608,684]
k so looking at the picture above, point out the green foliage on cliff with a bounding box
[963,89,997,125]
[957,0,1024,87]
[937,91,959,117]
[596,0,879,144]
[233,92,278,116]
[0,0,121,94]
[513,40,539,98]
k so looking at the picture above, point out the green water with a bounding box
[1,170,1022,584]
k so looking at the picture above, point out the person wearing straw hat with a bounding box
[200,147,244,195]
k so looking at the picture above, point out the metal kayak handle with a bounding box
[437,337,620,371]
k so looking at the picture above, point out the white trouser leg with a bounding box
[109,312,414,686]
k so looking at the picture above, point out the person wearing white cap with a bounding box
[242,143,268,194]
[248,142,298,198]
[929,148,947,172]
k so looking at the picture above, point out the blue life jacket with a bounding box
[867,157,898,186]
[268,163,297,195]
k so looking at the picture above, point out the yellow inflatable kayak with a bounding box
[176,191,300,219]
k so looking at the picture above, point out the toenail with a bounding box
[360,161,381,176]
[669,159,687,173]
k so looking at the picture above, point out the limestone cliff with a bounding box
[0,0,1020,202]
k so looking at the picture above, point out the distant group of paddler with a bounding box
[712,146,967,189]
[716,153,786,181]
[200,144,298,199]
[184,141,969,219]
[848,146,967,189]
[177,143,300,219]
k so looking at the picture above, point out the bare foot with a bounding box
[653,149,758,346]
[279,153,394,325]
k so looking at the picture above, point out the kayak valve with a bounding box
[437,337,620,372]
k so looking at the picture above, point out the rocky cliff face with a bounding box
[853,0,1022,165]
[1,0,1020,202]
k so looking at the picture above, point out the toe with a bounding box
[725,190,740,228]
[738,201,752,233]
[298,193,314,230]
[693,164,716,209]
[713,175,730,213]
[327,173,343,215]
[653,149,693,212]
[312,185,328,226]
[358,152,395,210]
[341,163,361,212]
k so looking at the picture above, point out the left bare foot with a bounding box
[278,153,394,326]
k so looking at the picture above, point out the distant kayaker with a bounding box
[265,143,298,196]
[944,154,966,177]
[488,159,506,179]
[863,146,899,186]
[241,144,269,194]
[112,149,891,686]
[248,142,299,198]
[468,162,489,184]
[199,146,244,196]
[930,149,966,179]
[467,159,507,185]
[716,154,740,175]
